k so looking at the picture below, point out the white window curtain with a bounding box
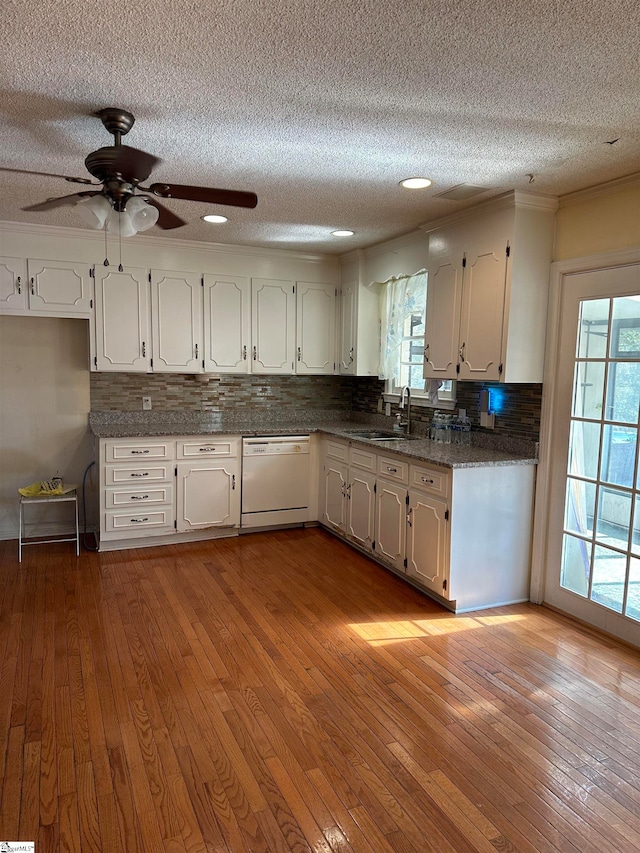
[378,270,427,384]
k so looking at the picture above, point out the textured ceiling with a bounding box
[1,0,639,254]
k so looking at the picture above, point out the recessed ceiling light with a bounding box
[202,214,228,223]
[399,177,432,189]
[331,229,354,237]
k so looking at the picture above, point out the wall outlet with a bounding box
[377,397,383,413]
[385,402,391,416]
[142,396,152,410]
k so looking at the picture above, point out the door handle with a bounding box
[243,345,247,361]
[232,474,236,490]
[16,276,21,294]
[407,507,413,527]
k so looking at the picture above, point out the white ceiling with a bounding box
[1,0,639,254]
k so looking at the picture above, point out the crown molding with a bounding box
[558,170,640,207]
[0,219,336,265]
[419,190,558,233]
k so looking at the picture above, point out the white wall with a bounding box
[0,315,93,541]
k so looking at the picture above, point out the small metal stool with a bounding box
[19,485,80,562]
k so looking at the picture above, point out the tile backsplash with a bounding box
[91,373,542,442]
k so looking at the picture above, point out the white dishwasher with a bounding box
[241,436,310,528]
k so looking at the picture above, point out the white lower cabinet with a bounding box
[406,490,449,597]
[176,461,239,531]
[98,436,240,550]
[375,478,406,571]
[319,436,535,612]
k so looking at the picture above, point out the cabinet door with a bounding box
[424,254,463,380]
[296,282,336,374]
[176,460,240,531]
[94,267,151,371]
[406,490,449,597]
[347,468,375,550]
[27,259,92,315]
[0,257,27,311]
[321,459,348,533]
[251,278,295,373]
[375,479,406,571]
[457,243,507,381]
[339,281,356,375]
[203,274,250,373]
[151,269,202,373]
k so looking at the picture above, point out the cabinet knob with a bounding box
[386,466,397,473]
[421,476,434,484]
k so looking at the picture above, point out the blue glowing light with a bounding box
[489,388,505,414]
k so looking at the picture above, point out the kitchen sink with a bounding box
[347,430,420,442]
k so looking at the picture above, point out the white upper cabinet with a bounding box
[150,269,202,373]
[424,192,556,383]
[94,266,151,371]
[0,257,91,316]
[0,257,27,311]
[251,278,296,373]
[296,281,336,374]
[203,274,251,373]
[338,279,381,376]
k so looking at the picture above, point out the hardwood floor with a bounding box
[2,528,640,851]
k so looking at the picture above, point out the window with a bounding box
[378,270,455,406]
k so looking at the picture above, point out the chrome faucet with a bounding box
[398,385,412,434]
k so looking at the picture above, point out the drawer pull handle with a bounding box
[130,472,149,477]
[386,466,397,473]
[131,449,150,454]
[130,517,149,523]
[421,476,434,484]
[199,447,215,452]
[131,495,149,500]
[16,276,21,294]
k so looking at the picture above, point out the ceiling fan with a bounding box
[1,107,258,230]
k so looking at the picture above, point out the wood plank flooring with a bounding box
[2,528,640,851]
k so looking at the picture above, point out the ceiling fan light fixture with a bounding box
[202,214,228,224]
[126,196,159,232]
[331,229,354,237]
[106,208,137,238]
[76,194,112,229]
[399,177,432,189]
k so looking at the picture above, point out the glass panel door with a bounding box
[545,264,640,644]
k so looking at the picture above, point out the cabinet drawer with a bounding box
[378,455,409,485]
[104,509,174,532]
[325,440,349,463]
[349,446,377,473]
[105,440,173,462]
[105,464,172,485]
[105,485,174,508]
[177,437,238,458]
[410,464,450,498]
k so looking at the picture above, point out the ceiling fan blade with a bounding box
[22,191,101,212]
[111,146,160,183]
[0,166,94,185]
[141,196,187,229]
[149,183,258,209]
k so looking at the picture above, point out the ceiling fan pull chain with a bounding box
[118,213,123,271]
[103,221,109,267]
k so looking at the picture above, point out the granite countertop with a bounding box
[89,411,538,469]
